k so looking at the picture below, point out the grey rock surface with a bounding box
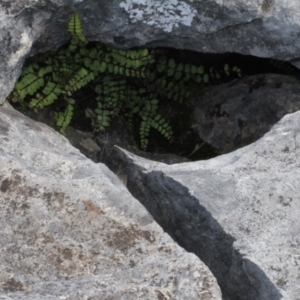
[193,73,300,154]
[2,1,300,299]
[120,111,300,300]
[0,103,222,300]
[1,0,300,104]
[26,111,190,183]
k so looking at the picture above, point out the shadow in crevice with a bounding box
[126,167,282,300]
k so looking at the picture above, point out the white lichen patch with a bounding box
[119,0,197,33]
[8,31,32,67]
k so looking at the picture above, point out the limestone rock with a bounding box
[121,111,300,300]
[192,73,300,154]
[1,0,300,104]
[0,103,222,300]
[2,1,300,299]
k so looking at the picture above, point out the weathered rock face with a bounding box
[192,73,300,154]
[2,1,300,299]
[120,110,300,300]
[0,103,222,299]
[1,0,300,104]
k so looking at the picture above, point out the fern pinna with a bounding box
[9,12,242,150]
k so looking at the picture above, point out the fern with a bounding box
[133,97,172,149]
[54,99,74,135]
[10,12,91,133]
[68,11,87,52]
[9,12,243,150]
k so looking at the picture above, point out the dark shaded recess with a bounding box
[162,48,300,80]
[17,42,300,161]
[68,48,300,160]
[124,164,282,300]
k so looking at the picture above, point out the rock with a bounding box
[2,2,300,298]
[0,103,222,300]
[192,73,300,154]
[25,111,190,183]
[0,3,44,106]
[91,119,190,184]
[1,0,300,104]
[120,110,300,300]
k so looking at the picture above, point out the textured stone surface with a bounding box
[1,0,300,104]
[121,111,300,300]
[0,2,49,106]
[0,103,222,300]
[2,1,300,299]
[192,73,300,154]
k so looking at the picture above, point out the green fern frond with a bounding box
[64,68,95,94]
[140,119,151,150]
[68,12,87,43]
[54,99,74,134]
[138,98,169,150]
[29,81,61,110]
[15,74,44,99]
[150,114,173,141]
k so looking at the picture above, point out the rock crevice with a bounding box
[117,110,300,299]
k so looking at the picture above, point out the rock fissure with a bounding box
[0,103,223,299]
[112,106,300,299]
[120,160,283,300]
